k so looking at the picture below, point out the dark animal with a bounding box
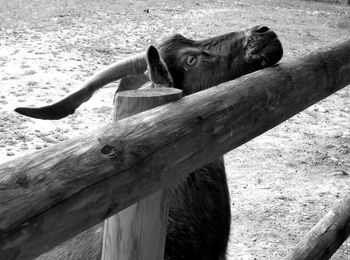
[17,26,283,260]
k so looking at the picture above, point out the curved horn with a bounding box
[15,52,147,120]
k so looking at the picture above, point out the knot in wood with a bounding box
[100,143,123,158]
[16,173,29,187]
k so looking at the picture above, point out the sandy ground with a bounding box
[1,0,350,259]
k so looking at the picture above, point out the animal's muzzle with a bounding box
[246,25,283,67]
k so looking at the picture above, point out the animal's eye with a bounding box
[186,55,197,66]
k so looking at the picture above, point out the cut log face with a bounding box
[114,88,182,120]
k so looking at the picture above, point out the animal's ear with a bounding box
[146,45,174,88]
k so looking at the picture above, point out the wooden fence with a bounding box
[0,39,350,260]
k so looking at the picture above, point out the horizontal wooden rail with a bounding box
[0,40,350,259]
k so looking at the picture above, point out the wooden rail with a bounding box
[0,40,349,259]
[285,195,350,260]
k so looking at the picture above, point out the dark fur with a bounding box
[153,27,282,260]
[149,40,233,259]
[165,158,230,260]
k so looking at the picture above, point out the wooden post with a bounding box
[284,195,350,260]
[102,87,182,260]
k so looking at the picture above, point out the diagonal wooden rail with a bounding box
[0,40,349,260]
[285,195,350,260]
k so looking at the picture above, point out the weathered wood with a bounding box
[284,195,350,260]
[103,190,170,260]
[102,88,182,260]
[0,40,350,259]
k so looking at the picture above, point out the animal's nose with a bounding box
[253,26,270,34]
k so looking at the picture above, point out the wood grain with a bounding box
[0,40,349,259]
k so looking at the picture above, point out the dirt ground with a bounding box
[1,0,350,259]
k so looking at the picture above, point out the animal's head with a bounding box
[15,25,283,120]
